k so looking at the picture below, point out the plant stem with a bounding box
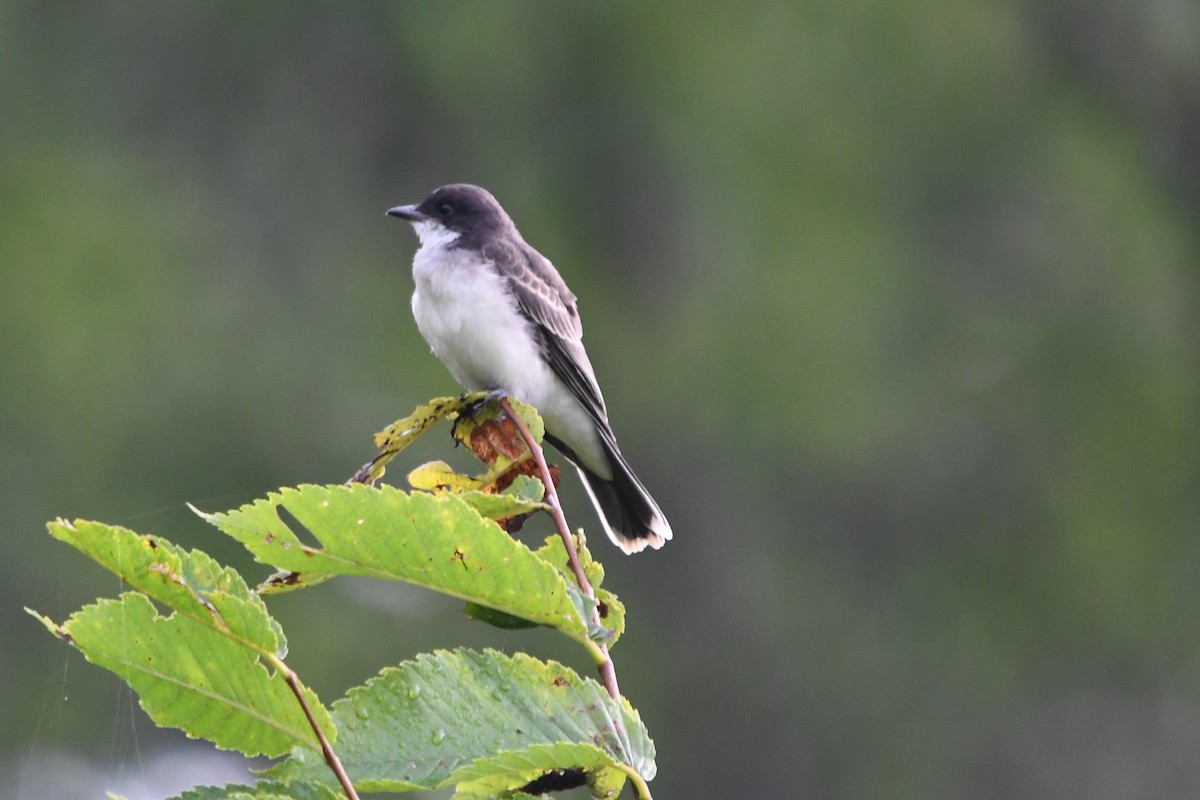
[277,660,360,800]
[623,764,656,800]
[497,397,622,702]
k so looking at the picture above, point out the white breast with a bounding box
[410,230,549,398]
[408,226,608,474]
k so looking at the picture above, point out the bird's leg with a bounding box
[450,388,510,442]
[460,388,509,416]
[482,387,510,408]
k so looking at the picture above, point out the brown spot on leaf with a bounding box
[266,571,302,588]
[148,562,186,587]
[492,461,561,534]
[468,415,528,465]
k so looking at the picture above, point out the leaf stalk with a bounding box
[273,656,360,800]
[497,397,622,703]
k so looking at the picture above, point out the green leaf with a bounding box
[463,602,539,630]
[407,460,485,493]
[269,649,655,792]
[455,780,541,800]
[164,783,341,800]
[46,518,284,657]
[31,594,332,758]
[453,763,608,799]
[587,764,630,798]
[501,474,549,505]
[196,484,593,645]
[256,568,336,596]
[452,749,615,795]
[533,531,606,591]
[409,467,549,523]
[532,535,625,647]
[456,475,549,521]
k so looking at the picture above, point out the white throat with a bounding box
[412,220,460,250]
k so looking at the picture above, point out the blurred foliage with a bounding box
[2,2,1198,799]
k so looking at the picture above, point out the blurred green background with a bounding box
[3,2,1199,798]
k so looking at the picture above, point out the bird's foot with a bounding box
[452,389,510,441]
[482,388,511,406]
[458,388,510,416]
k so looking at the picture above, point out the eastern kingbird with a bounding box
[387,184,671,554]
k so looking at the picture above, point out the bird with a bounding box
[387,183,671,554]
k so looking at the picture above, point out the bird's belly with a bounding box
[412,259,544,396]
[411,262,608,475]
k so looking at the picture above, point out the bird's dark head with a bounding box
[388,184,513,244]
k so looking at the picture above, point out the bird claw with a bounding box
[482,388,510,406]
[458,389,510,417]
[451,389,511,442]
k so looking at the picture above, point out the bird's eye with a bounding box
[438,203,453,216]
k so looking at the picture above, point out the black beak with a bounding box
[387,204,427,221]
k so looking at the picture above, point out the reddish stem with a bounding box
[497,397,622,701]
[282,667,360,800]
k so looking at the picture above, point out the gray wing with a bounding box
[484,238,610,423]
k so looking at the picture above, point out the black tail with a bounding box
[546,432,671,554]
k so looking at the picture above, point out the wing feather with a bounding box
[485,239,609,422]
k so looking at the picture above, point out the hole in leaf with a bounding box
[276,506,322,550]
[520,768,588,794]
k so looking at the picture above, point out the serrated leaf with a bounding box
[502,474,548,505]
[532,535,625,647]
[455,789,541,800]
[457,480,548,522]
[587,765,629,798]
[533,532,605,591]
[166,782,341,800]
[255,568,337,596]
[454,763,603,799]
[453,770,545,799]
[358,393,543,485]
[46,518,284,657]
[354,395,470,483]
[372,395,471,453]
[452,747,610,788]
[269,649,655,792]
[589,591,624,647]
[455,779,540,800]
[196,484,592,644]
[37,594,331,758]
